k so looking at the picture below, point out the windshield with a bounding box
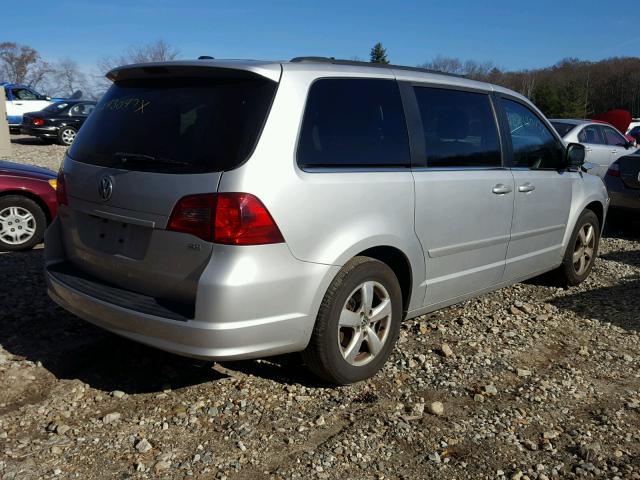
[550,121,577,137]
[43,102,69,113]
[68,75,277,173]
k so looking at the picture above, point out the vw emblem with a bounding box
[99,176,113,201]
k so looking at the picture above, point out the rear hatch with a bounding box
[57,63,279,310]
[617,155,640,190]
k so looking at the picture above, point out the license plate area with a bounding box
[80,214,151,259]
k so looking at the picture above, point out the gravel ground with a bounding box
[1,136,639,479]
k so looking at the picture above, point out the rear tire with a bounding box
[0,195,46,251]
[302,256,402,385]
[554,209,600,287]
[58,127,77,146]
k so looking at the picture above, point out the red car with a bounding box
[0,160,58,251]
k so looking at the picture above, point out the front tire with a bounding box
[58,127,77,146]
[0,195,47,251]
[302,256,402,385]
[554,209,600,286]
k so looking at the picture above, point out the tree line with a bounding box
[3,39,640,119]
[421,55,640,118]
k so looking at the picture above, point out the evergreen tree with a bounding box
[370,43,389,64]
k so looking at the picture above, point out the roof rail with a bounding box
[289,56,467,78]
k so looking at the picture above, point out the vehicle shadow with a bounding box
[549,275,640,332]
[10,136,52,146]
[0,250,322,393]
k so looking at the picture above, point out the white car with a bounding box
[627,119,640,134]
[2,83,53,131]
[550,119,637,178]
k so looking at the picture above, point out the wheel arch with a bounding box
[355,245,413,317]
[0,190,53,224]
[584,200,604,231]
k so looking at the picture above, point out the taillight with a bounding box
[167,193,284,245]
[32,118,45,126]
[56,170,68,205]
[606,164,620,177]
[167,194,216,241]
[214,193,284,245]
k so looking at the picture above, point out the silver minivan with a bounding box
[46,57,609,384]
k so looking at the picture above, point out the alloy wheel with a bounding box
[573,223,595,276]
[338,281,392,366]
[61,128,76,145]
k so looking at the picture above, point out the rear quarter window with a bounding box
[297,78,411,168]
[69,76,277,173]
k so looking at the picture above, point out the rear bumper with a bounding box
[45,219,338,361]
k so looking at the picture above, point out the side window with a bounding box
[11,88,38,101]
[413,87,501,168]
[70,104,90,116]
[501,99,564,169]
[601,126,627,147]
[297,79,411,168]
[578,125,604,144]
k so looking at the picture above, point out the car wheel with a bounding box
[302,256,402,384]
[555,209,600,286]
[0,195,47,251]
[58,127,77,146]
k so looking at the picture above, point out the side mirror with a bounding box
[626,139,636,149]
[566,143,585,169]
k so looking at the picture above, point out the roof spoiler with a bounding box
[106,60,282,83]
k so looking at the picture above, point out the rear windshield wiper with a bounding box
[111,152,190,167]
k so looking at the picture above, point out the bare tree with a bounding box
[97,38,180,75]
[51,58,88,97]
[0,42,39,84]
[420,56,498,80]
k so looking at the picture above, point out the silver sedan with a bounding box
[551,119,637,178]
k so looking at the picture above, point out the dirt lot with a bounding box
[1,136,639,479]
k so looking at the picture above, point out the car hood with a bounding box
[0,160,57,181]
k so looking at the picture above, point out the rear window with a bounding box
[69,76,277,173]
[550,121,577,137]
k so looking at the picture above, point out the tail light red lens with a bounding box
[56,170,68,205]
[32,118,44,126]
[214,193,284,245]
[167,194,217,241]
[606,164,620,177]
[167,193,284,245]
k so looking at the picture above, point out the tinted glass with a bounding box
[69,76,277,173]
[297,79,410,167]
[601,126,627,146]
[502,99,564,169]
[550,121,577,137]
[414,87,501,168]
[578,125,604,144]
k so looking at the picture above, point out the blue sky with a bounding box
[1,0,636,73]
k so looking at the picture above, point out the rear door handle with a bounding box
[492,184,512,195]
[518,183,536,193]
